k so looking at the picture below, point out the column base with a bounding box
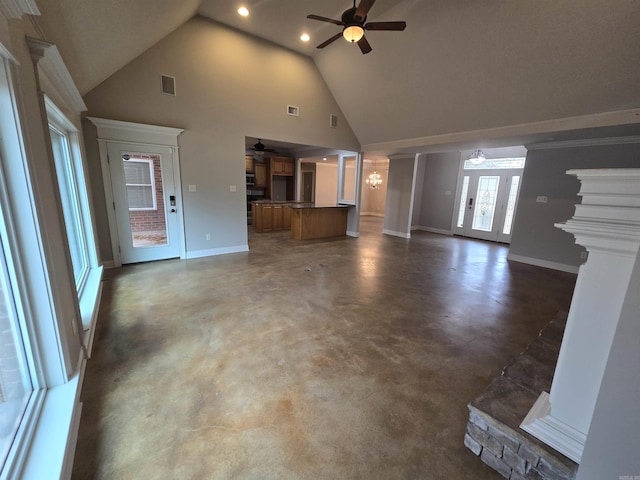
[520,392,586,463]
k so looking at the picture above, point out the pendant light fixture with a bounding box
[468,149,486,165]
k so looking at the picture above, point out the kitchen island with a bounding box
[252,201,312,233]
[289,204,349,240]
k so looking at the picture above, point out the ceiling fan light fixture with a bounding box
[343,25,364,43]
[300,33,310,42]
[237,6,249,17]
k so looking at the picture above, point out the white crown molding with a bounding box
[25,37,86,114]
[526,135,640,150]
[87,117,184,146]
[0,0,39,19]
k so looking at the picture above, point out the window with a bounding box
[49,126,89,289]
[123,159,157,210]
[0,212,34,470]
[463,157,526,170]
[45,97,101,307]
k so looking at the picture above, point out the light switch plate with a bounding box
[188,185,196,192]
[536,196,548,203]
[230,185,237,192]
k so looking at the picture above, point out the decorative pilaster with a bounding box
[521,169,640,463]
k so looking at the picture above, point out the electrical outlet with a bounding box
[205,234,211,241]
[71,318,77,335]
[580,251,588,260]
[230,185,237,192]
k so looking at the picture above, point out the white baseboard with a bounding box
[383,229,411,239]
[101,260,116,269]
[186,244,249,259]
[346,230,360,238]
[360,212,384,217]
[520,392,585,463]
[411,225,452,235]
[507,253,579,274]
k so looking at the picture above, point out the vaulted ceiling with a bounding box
[34,0,640,155]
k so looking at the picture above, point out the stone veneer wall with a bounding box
[464,313,578,480]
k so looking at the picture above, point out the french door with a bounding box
[453,167,523,243]
[107,142,181,264]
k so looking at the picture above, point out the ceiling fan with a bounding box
[250,139,276,156]
[307,0,406,54]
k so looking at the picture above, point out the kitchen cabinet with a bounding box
[270,156,294,176]
[254,163,267,187]
[252,201,305,233]
[245,155,254,172]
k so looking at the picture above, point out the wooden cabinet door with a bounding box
[283,159,294,176]
[272,158,284,174]
[272,206,284,229]
[245,155,254,172]
[254,163,267,187]
[283,206,292,228]
[262,205,273,231]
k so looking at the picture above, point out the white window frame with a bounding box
[123,158,157,211]
[44,96,102,330]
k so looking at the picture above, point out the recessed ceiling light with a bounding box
[322,157,327,161]
[300,33,310,42]
[237,6,249,17]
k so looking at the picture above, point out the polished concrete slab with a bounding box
[72,217,576,479]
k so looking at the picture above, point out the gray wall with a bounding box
[577,247,640,480]
[82,16,360,259]
[417,152,460,232]
[509,142,640,269]
[383,156,415,237]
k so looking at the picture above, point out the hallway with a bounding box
[73,222,576,479]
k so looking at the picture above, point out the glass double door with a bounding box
[453,168,522,243]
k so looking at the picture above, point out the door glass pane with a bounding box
[472,175,500,232]
[123,154,168,247]
[463,157,526,170]
[0,240,32,466]
[456,176,470,228]
[502,176,520,235]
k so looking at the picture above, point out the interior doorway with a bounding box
[452,154,525,243]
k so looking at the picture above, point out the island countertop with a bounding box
[288,203,350,209]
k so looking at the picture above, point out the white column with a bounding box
[521,168,640,463]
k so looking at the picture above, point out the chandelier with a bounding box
[366,170,382,189]
[468,149,486,165]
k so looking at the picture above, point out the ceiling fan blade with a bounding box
[317,32,343,49]
[358,36,372,54]
[354,0,376,21]
[307,14,344,26]
[365,21,407,31]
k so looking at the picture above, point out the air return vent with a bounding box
[161,75,176,96]
[330,114,338,128]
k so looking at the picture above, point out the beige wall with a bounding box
[315,163,338,206]
[83,16,360,258]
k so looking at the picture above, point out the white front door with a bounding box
[107,142,181,264]
[453,160,524,243]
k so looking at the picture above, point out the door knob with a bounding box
[170,208,176,213]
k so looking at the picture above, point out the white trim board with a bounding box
[507,253,579,274]
[346,230,360,238]
[411,226,451,235]
[360,212,384,217]
[526,135,640,150]
[186,244,249,259]
[363,108,640,153]
[383,229,411,239]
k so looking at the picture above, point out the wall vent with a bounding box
[287,105,299,116]
[161,75,176,96]
[330,114,338,128]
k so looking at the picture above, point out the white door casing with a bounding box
[88,117,185,267]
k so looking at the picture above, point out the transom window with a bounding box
[463,157,526,170]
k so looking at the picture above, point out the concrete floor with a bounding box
[72,217,576,479]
